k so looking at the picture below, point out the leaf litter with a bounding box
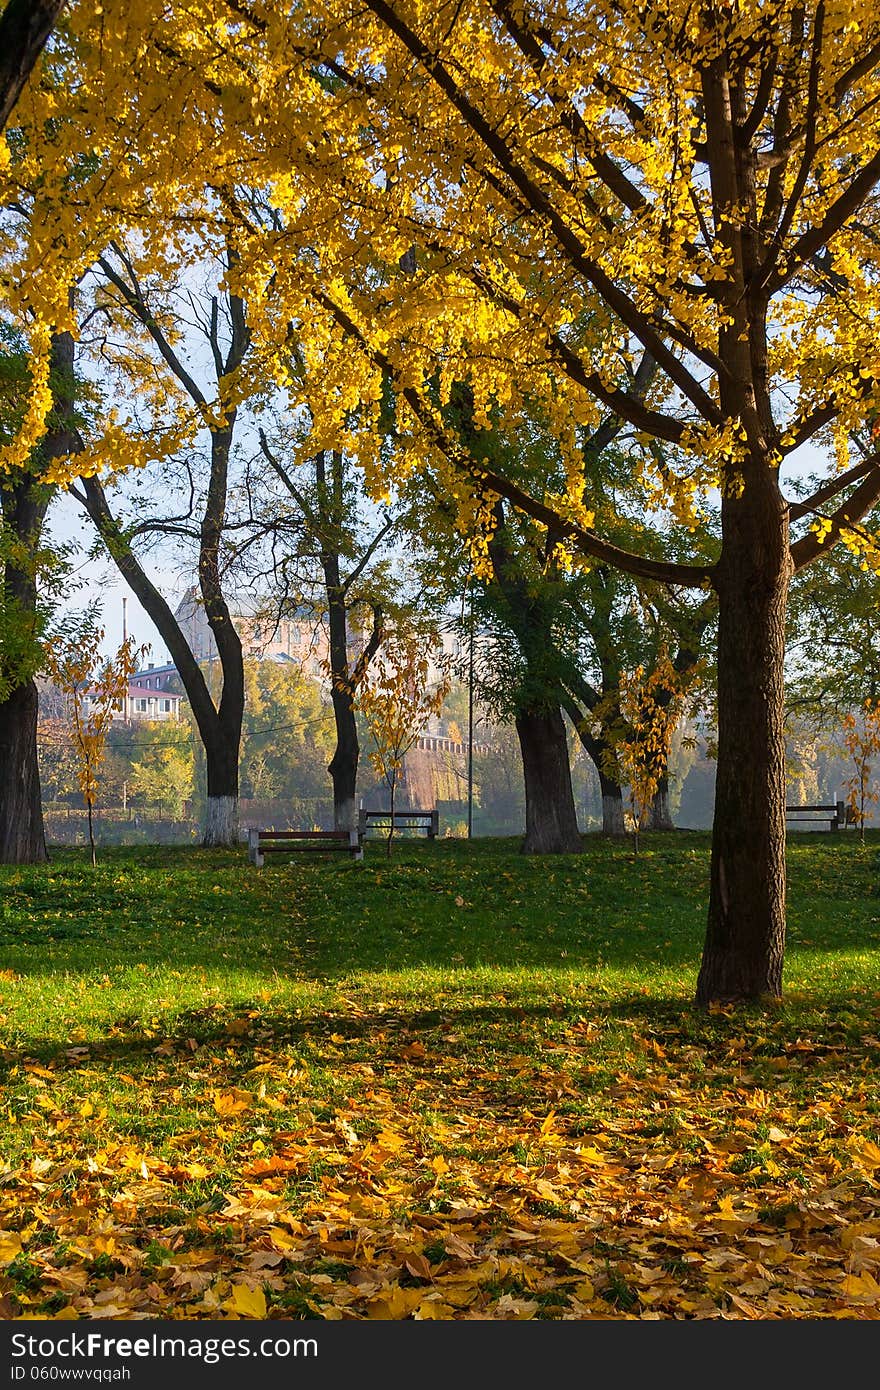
[3,997,880,1321]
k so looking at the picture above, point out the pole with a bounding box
[122,596,129,721]
[467,587,474,839]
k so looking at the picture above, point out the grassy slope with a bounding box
[0,832,878,1320]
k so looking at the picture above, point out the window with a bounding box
[161,700,171,712]
[138,699,147,712]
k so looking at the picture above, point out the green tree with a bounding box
[128,721,195,820]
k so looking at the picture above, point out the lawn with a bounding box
[1,831,879,1320]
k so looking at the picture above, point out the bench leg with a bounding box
[248,828,260,865]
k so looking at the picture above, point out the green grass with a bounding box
[3,830,877,1039]
[0,830,879,1320]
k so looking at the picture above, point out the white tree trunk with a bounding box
[203,794,239,848]
[334,794,357,833]
[602,792,625,836]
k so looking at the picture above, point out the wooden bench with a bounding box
[248,828,362,866]
[785,801,847,832]
[358,808,439,839]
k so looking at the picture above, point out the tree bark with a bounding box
[0,0,66,132]
[0,328,74,864]
[318,453,361,832]
[516,704,582,853]
[695,480,790,1006]
[0,470,49,865]
[197,425,244,846]
[647,773,675,831]
[598,766,626,836]
[328,697,359,832]
[0,679,47,863]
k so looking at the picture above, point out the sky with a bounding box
[47,488,176,666]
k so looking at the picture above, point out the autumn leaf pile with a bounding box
[1,836,879,1320]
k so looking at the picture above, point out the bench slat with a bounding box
[259,843,356,851]
[258,830,349,840]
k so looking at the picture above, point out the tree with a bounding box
[842,700,880,842]
[240,659,336,806]
[0,324,76,863]
[249,433,394,831]
[43,620,141,864]
[0,0,67,133]
[602,652,692,854]
[357,631,450,855]
[128,721,194,820]
[227,1,880,1003]
[787,499,880,721]
[71,241,251,847]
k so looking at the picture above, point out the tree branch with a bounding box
[790,460,880,570]
[363,0,723,424]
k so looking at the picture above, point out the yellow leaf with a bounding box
[213,1089,253,1116]
[580,1146,606,1165]
[842,1272,880,1302]
[375,1130,406,1152]
[225,1283,267,1319]
[856,1140,880,1170]
[0,1233,22,1264]
[268,1226,298,1251]
[367,1285,416,1319]
[414,1298,452,1319]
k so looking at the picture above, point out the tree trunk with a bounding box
[316,452,386,833]
[0,329,73,865]
[0,679,47,864]
[0,0,66,131]
[695,482,789,1006]
[329,695,359,832]
[86,798,96,866]
[516,704,582,853]
[387,773,396,857]
[647,773,675,831]
[203,738,239,847]
[598,767,626,836]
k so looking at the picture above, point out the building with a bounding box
[170,587,328,676]
[78,682,183,723]
[131,661,180,694]
[121,683,183,722]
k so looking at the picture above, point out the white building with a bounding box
[79,682,183,723]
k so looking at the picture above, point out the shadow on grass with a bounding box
[2,985,873,1078]
[0,833,877,984]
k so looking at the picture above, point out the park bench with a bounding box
[358,808,440,839]
[784,801,847,832]
[248,827,362,866]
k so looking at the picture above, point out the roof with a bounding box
[126,684,182,699]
